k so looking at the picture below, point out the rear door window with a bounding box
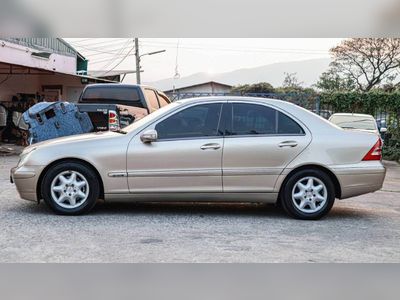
[228,103,304,136]
[231,103,276,135]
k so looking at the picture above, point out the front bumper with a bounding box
[332,162,386,199]
[10,165,45,202]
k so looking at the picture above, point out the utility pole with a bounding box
[134,38,166,85]
[135,38,141,84]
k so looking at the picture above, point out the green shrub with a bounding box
[297,90,400,162]
[383,145,400,162]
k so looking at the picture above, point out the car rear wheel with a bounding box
[41,162,100,215]
[281,169,335,220]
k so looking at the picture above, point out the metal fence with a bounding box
[169,92,331,118]
[169,92,391,125]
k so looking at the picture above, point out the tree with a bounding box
[316,68,356,92]
[329,38,400,91]
[231,82,275,94]
[282,72,303,89]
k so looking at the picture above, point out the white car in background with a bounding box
[329,113,387,136]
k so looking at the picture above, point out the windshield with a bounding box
[330,115,377,131]
[122,101,181,133]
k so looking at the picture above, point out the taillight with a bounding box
[362,138,382,161]
[108,110,119,131]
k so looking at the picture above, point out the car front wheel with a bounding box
[281,169,335,220]
[41,162,100,215]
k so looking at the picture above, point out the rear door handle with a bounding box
[200,143,221,150]
[278,141,298,148]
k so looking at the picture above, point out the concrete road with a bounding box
[1,155,399,262]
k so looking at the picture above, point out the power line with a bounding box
[100,45,136,76]
[69,39,131,50]
[79,40,149,58]
[174,39,180,80]
[89,52,136,64]
[70,39,330,55]
[69,38,128,46]
[76,46,131,56]
[141,39,329,51]
[76,41,134,57]
[97,39,133,70]
[81,40,150,59]
[140,40,329,55]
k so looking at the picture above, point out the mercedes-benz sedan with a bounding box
[11,97,386,219]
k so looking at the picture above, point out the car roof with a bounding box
[176,96,292,106]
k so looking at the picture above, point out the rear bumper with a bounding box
[10,165,44,202]
[331,162,386,199]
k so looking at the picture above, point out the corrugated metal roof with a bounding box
[1,38,86,61]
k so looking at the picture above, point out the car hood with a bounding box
[23,131,120,153]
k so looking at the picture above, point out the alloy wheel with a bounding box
[50,170,90,209]
[291,176,328,214]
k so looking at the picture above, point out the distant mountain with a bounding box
[146,58,331,91]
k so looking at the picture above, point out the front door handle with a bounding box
[200,143,221,150]
[278,141,298,148]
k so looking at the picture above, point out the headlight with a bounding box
[18,147,36,167]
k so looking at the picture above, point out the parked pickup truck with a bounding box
[76,83,171,131]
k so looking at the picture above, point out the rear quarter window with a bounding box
[278,111,305,134]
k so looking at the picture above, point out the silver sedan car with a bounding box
[11,97,386,219]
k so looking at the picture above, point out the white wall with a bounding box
[0,40,77,74]
[175,83,231,94]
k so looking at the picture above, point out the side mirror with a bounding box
[140,129,158,143]
[380,127,387,133]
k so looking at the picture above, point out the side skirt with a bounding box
[104,192,278,204]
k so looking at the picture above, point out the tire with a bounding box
[41,161,100,215]
[280,169,335,220]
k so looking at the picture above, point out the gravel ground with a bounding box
[1,155,399,262]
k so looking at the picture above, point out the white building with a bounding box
[0,38,113,103]
[164,81,232,99]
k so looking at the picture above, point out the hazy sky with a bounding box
[66,38,343,84]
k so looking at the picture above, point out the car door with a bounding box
[222,102,311,192]
[126,102,225,193]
